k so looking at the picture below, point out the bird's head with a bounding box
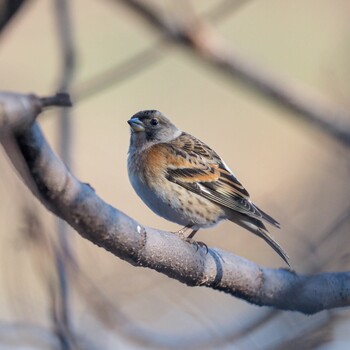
[128,110,181,149]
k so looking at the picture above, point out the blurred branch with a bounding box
[0,321,60,349]
[116,0,350,147]
[205,0,252,22]
[52,0,77,348]
[75,0,250,101]
[0,319,100,350]
[0,0,28,33]
[75,42,165,102]
[1,92,350,315]
[74,262,279,350]
[271,312,336,350]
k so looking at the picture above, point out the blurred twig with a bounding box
[114,0,350,147]
[0,0,28,33]
[53,0,77,348]
[0,321,60,349]
[74,0,250,101]
[73,260,280,350]
[271,312,337,350]
[205,0,252,22]
[75,41,166,101]
[308,206,350,272]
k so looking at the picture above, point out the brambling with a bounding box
[127,110,289,266]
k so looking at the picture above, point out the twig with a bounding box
[0,0,28,33]
[0,92,71,131]
[41,93,72,108]
[1,91,350,315]
[53,0,77,348]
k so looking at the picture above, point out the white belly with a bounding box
[129,172,186,224]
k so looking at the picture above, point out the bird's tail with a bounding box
[227,212,290,267]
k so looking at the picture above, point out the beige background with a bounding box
[0,0,350,349]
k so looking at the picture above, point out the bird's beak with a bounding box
[127,118,145,133]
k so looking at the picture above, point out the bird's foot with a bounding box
[173,225,192,239]
[172,226,208,253]
[173,229,185,239]
[184,237,208,254]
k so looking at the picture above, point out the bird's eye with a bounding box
[150,118,159,126]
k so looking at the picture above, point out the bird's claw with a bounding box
[172,228,208,253]
[184,238,208,254]
[173,230,185,239]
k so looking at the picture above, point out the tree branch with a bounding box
[0,92,71,131]
[117,0,350,147]
[1,91,350,315]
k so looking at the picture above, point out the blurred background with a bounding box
[0,0,350,349]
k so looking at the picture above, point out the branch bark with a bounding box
[1,91,350,315]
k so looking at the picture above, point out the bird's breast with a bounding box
[127,145,226,228]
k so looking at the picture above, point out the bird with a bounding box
[127,110,290,266]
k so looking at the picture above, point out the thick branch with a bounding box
[1,92,350,315]
[118,0,350,147]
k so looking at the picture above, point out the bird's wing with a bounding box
[164,133,280,227]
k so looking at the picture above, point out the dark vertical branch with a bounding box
[0,0,28,33]
[54,0,75,164]
[53,0,76,348]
